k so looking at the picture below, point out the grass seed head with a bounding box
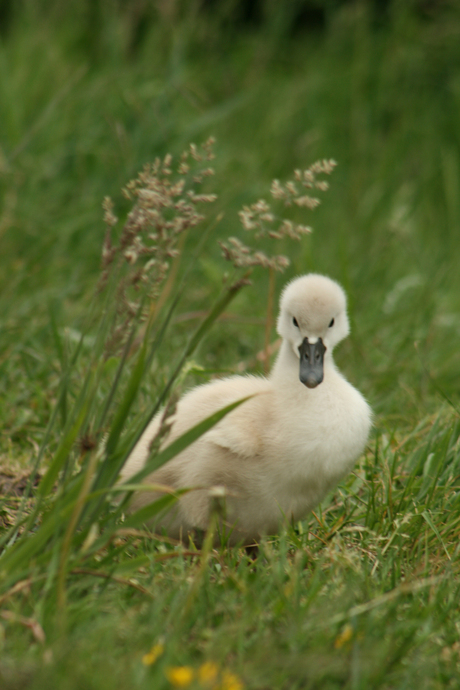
[98,140,217,355]
[222,158,336,273]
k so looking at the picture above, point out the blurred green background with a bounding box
[3,4,460,689]
[1,0,460,452]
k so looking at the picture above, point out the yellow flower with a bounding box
[198,661,219,686]
[165,666,195,688]
[142,643,164,666]
[220,670,244,690]
[334,624,354,649]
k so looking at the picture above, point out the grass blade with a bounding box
[38,400,90,498]
[127,395,253,485]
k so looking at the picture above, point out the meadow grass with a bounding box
[1,3,460,688]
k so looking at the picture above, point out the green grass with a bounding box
[1,2,460,688]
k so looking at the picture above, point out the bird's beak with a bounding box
[298,337,326,388]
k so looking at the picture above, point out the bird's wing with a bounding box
[204,394,269,460]
[165,375,273,462]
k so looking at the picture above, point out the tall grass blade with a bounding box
[38,400,90,498]
[138,278,249,444]
[421,510,451,561]
[127,395,253,485]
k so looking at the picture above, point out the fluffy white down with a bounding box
[120,273,372,544]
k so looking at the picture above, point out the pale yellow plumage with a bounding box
[120,274,372,544]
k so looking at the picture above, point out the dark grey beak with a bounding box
[298,337,326,388]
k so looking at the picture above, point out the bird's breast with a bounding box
[266,374,371,496]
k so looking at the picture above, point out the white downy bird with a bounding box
[120,273,372,544]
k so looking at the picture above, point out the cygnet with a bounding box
[120,273,372,544]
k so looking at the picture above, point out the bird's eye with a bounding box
[293,317,299,328]
[329,318,335,327]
